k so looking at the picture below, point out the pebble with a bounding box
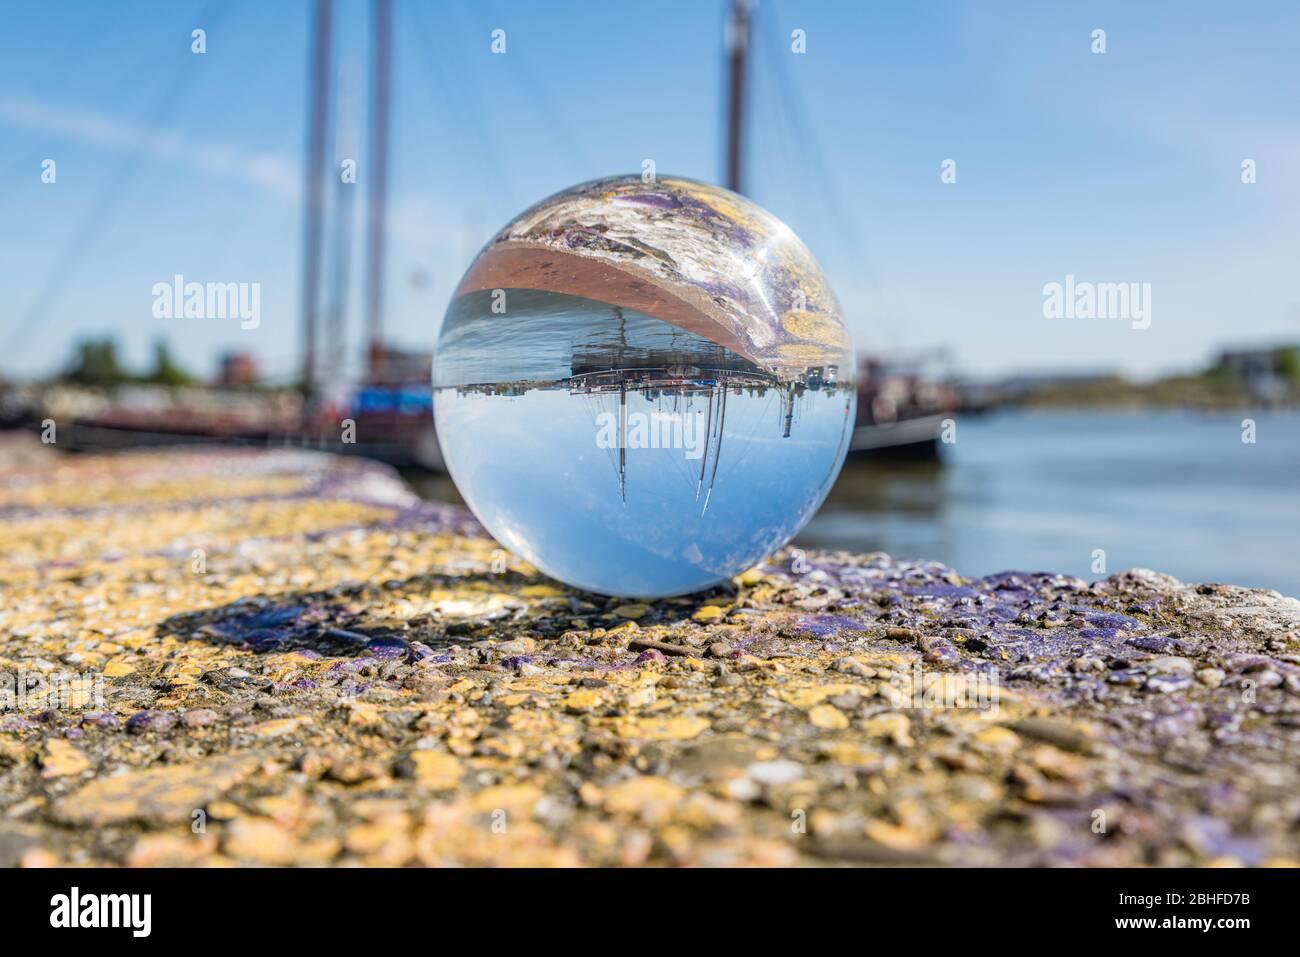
[181,709,220,728]
[126,710,177,734]
[746,759,806,786]
[1145,674,1193,694]
[612,603,650,619]
[808,704,850,730]
[327,759,383,784]
[832,656,875,678]
[224,817,327,866]
[0,832,40,869]
[828,691,862,710]
[1146,656,1196,675]
[80,713,120,730]
[51,754,261,826]
[723,777,762,801]
[1196,668,1226,688]
[397,751,463,790]
[1003,717,1091,753]
[41,739,91,778]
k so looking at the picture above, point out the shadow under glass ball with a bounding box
[433,176,855,598]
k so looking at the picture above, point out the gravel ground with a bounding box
[1,441,1298,867]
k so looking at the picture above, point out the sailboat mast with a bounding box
[724,0,751,194]
[325,58,360,387]
[364,0,392,380]
[299,0,333,406]
[703,383,727,513]
[696,386,714,499]
[619,380,627,504]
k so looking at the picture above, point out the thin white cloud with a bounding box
[0,93,300,197]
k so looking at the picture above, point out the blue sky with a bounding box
[1,0,1297,382]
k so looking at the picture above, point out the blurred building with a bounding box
[1214,344,1299,403]
[218,352,261,388]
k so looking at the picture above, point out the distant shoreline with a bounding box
[981,376,1297,413]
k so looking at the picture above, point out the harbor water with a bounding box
[803,408,1300,597]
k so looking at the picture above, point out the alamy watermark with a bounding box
[1042,274,1151,330]
[1,670,105,712]
[152,274,261,330]
[50,887,151,937]
[595,410,708,460]
[890,662,1000,715]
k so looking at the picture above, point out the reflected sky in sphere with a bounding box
[434,290,853,597]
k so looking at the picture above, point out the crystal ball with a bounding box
[433,175,856,597]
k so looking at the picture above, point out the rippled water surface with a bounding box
[800,409,1300,596]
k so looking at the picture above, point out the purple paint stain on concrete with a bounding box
[366,637,409,660]
[795,614,871,638]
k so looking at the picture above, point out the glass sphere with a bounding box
[433,175,855,597]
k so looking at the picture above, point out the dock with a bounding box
[2,440,1298,866]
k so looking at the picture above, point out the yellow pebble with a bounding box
[808,703,850,730]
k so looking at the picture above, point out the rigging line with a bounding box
[0,0,203,201]
[701,384,728,514]
[749,11,798,205]
[184,7,311,301]
[709,383,776,489]
[758,0,868,266]
[468,0,595,172]
[1,0,240,360]
[402,0,518,211]
[579,383,622,488]
[713,385,777,486]
[657,391,700,491]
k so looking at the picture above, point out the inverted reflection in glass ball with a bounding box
[433,175,856,597]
